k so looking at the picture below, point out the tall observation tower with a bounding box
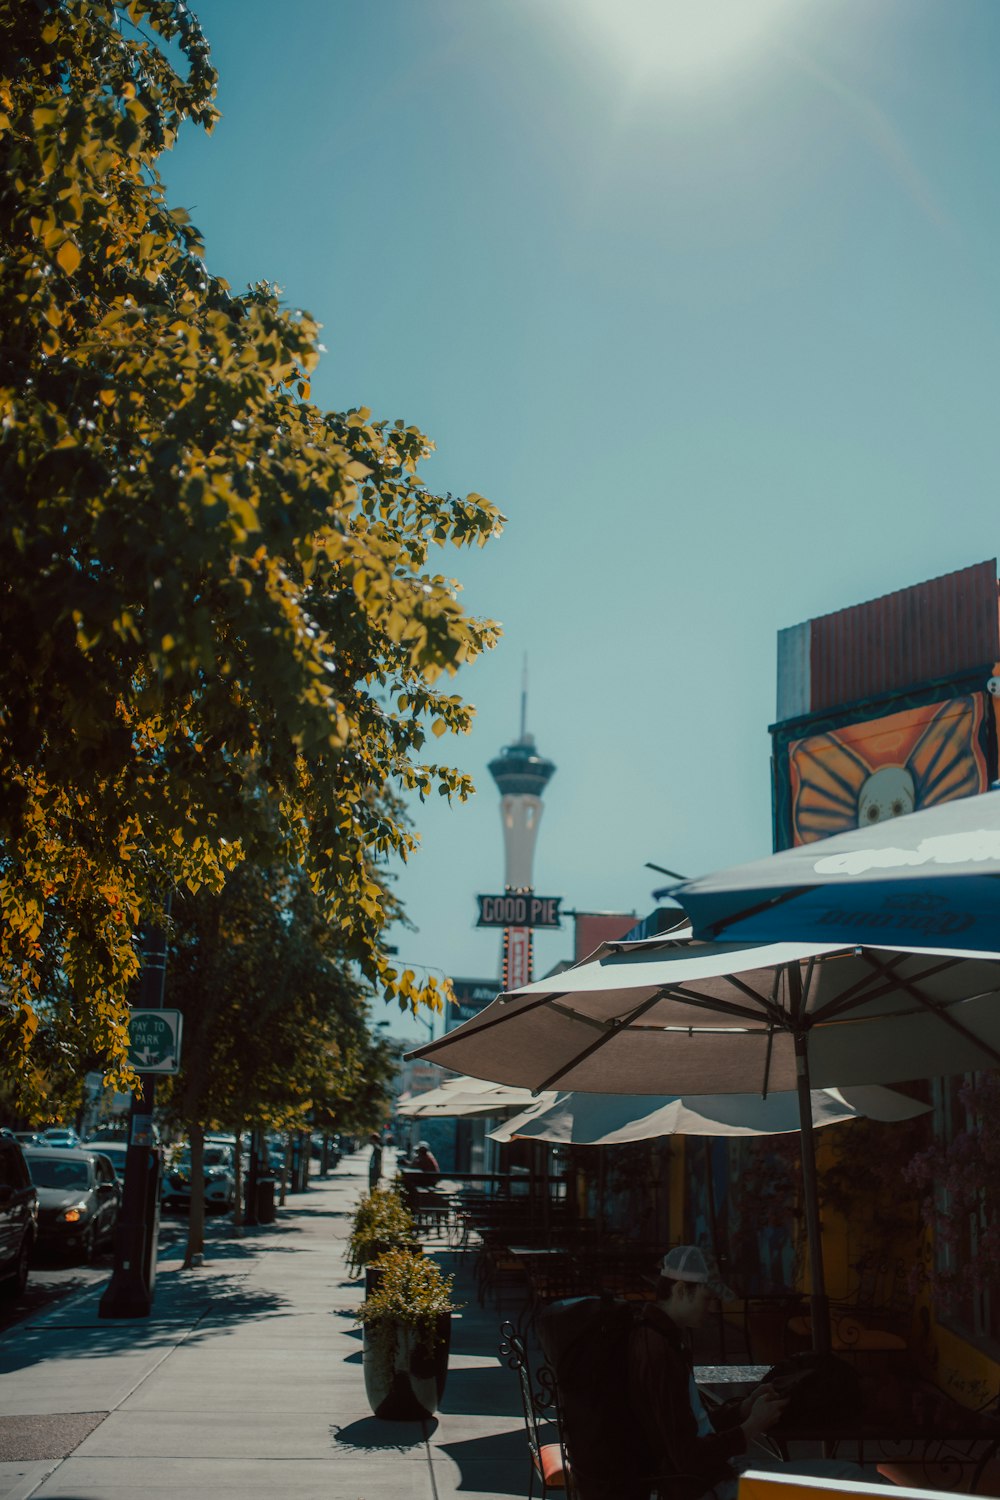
[488,668,556,990]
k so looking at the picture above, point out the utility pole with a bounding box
[99,895,171,1319]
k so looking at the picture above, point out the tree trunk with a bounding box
[279,1132,291,1207]
[184,1121,205,1267]
[232,1128,244,1234]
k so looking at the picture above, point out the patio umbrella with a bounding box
[408,930,1000,1353]
[672,789,1000,951]
[397,1077,548,1118]
[489,1085,929,1146]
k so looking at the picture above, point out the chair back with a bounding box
[500,1321,544,1468]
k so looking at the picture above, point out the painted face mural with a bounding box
[789,695,993,846]
[857,765,916,826]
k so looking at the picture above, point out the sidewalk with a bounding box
[0,1149,529,1500]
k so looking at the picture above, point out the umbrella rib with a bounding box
[809,952,961,1023]
[723,969,791,1022]
[532,992,669,1094]
[856,952,1000,1067]
[700,885,810,938]
[415,989,566,1055]
[661,984,778,1025]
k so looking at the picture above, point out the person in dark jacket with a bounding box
[628,1246,787,1500]
[367,1133,383,1192]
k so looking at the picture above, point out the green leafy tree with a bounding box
[162,861,396,1263]
[0,0,502,1105]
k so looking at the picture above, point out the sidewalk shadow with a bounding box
[333,1415,430,1451]
[0,1273,288,1374]
[435,1428,531,1495]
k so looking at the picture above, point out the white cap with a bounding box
[660,1245,735,1300]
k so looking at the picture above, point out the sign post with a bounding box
[127,1010,183,1075]
[477,890,562,990]
[100,898,173,1320]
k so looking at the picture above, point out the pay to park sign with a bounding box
[127,1009,183,1075]
[476,893,562,929]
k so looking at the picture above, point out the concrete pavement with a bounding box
[0,1149,530,1500]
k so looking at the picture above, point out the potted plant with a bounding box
[356,1248,458,1420]
[347,1187,418,1282]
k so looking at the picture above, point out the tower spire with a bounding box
[488,696,556,990]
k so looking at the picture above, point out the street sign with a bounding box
[449,977,501,1025]
[476,893,562,929]
[127,1009,183,1074]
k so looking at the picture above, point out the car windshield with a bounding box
[28,1157,90,1190]
[176,1147,230,1168]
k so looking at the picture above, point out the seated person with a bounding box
[629,1245,874,1500]
[412,1141,440,1186]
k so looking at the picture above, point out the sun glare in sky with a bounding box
[571,0,797,87]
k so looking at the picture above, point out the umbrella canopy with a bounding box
[489,1085,929,1146]
[410,930,1000,1352]
[672,789,1000,951]
[410,933,1000,1095]
[397,1077,546,1118]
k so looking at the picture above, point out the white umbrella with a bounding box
[489,1085,929,1146]
[410,929,1000,1351]
[397,1076,549,1118]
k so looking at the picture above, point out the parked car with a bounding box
[95,1142,129,1183]
[23,1147,121,1262]
[0,1137,38,1295]
[41,1127,81,1149]
[161,1141,237,1214]
[13,1132,46,1149]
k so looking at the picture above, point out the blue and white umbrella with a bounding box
[672,789,1000,951]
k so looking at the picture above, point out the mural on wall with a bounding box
[788,695,997,846]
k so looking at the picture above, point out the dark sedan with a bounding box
[0,1137,37,1295]
[23,1148,121,1262]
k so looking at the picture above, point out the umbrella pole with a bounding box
[702,1138,727,1359]
[793,1031,831,1356]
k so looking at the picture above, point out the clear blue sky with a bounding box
[161,0,1000,1039]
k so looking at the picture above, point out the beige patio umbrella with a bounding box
[397,1075,548,1118]
[489,1085,929,1145]
[410,929,1000,1352]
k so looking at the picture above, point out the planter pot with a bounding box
[362,1312,451,1420]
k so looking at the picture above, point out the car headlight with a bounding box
[62,1203,90,1223]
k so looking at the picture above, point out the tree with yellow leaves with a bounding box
[0,0,502,1105]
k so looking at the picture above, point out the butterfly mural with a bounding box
[788,695,993,846]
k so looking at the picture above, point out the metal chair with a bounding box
[499,1320,572,1498]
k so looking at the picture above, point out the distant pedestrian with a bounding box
[368,1132,383,1192]
[413,1140,440,1186]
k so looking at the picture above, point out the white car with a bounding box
[161,1142,236,1213]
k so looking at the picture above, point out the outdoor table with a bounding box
[696,1363,771,1395]
[697,1362,1000,1473]
[773,1401,1000,1468]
